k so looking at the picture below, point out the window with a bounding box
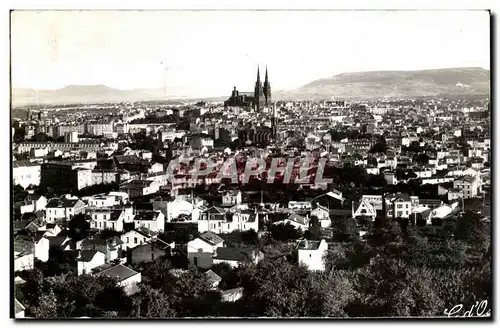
[198,248,203,253]
[193,257,198,266]
[126,237,129,243]
[134,237,137,244]
[218,222,221,228]
[144,238,146,242]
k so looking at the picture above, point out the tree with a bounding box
[30,132,53,142]
[304,215,321,240]
[414,153,430,165]
[130,284,176,318]
[28,288,58,318]
[350,257,443,317]
[454,211,489,252]
[331,216,359,243]
[270,223,303,241]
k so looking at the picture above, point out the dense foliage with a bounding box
[16,210,490,318]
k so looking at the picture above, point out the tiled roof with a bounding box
[94,264,139,282]
[205,270,222,283]
[297,239,321,250]
[78,250,102,262]
[214,247,256,262]
[199,232,224,246]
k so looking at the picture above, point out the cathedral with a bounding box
[224,66,272,110]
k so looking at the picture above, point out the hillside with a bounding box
[274,67,490,100]
[11,85,196,106]
[12,67,490,106]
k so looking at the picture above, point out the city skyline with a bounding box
[11,10,490,98]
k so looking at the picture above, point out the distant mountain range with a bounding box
[12,67,490,106]
[275,67,490,100]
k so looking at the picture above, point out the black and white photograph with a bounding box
[10,8,492,319]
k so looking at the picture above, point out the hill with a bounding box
[12,67,490,106]
[274,67,490,100]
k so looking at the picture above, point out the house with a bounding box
[198,207,259,234]
[133,210,165,233]
[13,161,41,189]
[205,270,222,289]
[38,223,62,237]
[94,264,141,296]
[453,175,480,199]
[383,171,398,185]
[311,190,345,209]
[310,205,331,228]
[212,246,263,268]
[129,239,171,264]
[87,194,122,208]
[221,287,244,302]
[78,235,124,263]
[88,208,125,232]
[24,195,47,212]
[273,213,310,231]
[14,251,34,272]
[447,188,463,202]
[46,235,73,252]
[45,197,86,223]
[119,180,159,198]
[222,190,242,206]
[76,250,106,275]
[287,201,312,211]
[14,232,50,262]
[120,229,152,249]
[15,299,26,318]
[297,239,328,271]
[187,232,225,268]
[352,199,377,222]
[419,199,444,209]
[391,194,413,219]
[160,195,205,222]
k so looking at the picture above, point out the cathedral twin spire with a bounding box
[255,65,271,110]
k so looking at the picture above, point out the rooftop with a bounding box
[94,264,139,282]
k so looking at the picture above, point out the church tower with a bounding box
[263,66,272,106]
[254,66,265,111]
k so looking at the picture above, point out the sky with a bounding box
[11,10,490,98]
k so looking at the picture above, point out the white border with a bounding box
[2,1,498,327]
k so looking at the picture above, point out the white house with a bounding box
[13,162,41,189]
[198,207,259,234]
[14,251,34,272]
[76,250,106,275]
[222,191,242,206]
[391,195,413,219]
[15,299,25,318]
[212,247,262,268]
[453,175,480,199]
[88,208,125,232]
[297,239,328,271]
[120,229,152,249]
[87,194,121,208]
[163,196,205,222]
[288,201,312,211]
[311,205,331,228]
[45,197,86,223]
[133,210,165,233]
[273,213,310,231]
[94,264,141,295]
[187,232,225,268]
